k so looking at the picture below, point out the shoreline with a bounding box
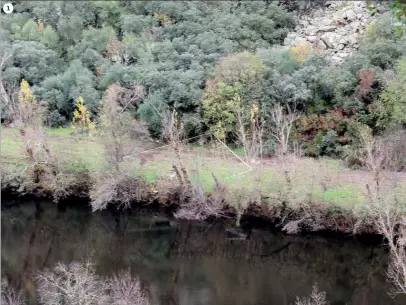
[0,180,385,245]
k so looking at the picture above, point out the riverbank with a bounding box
[2,127,406,236]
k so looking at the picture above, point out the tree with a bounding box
[234,95,264,162]
[380,57,406,126]
[11,41,63,84]
[1,278,26,305]
[201,52,266,142]
[37,59,100,122]
[348,123,387,196]
[71,96,95,135]
[161,109,191,186]
[295,285,329,305]
[41,25,61,53]
[364,179,406,296]
[109,270,149,305]
[267,103,298,156]
[20,19,42,41]
[99,83,147,170]
[36,261,150,305]
[17,79,50,161]
[0,41,18,123]
[36,260,110,305]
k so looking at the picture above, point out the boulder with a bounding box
[315,39,327,52]
[292,37,307,46]
[350,21,361,30]
[304,25,317,35]
[320,25,337,32]
[307,35,317,43]
[345,10,357,21]
[321,32,340,48]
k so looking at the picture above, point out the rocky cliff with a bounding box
[284,1,389,64]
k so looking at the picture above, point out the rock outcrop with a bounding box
[284,1,389,64]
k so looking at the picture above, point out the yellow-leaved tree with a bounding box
[71,96,95,135]
[17,79,50,161]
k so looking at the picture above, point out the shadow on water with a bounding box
[1,199,406,305]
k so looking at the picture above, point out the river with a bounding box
[1,199,405,305]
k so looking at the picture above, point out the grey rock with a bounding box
[346,10,357,21]
[331,55,343,62]
[351,21,361,29]
[321,32,340,48]
[320,25,337,32]
[348,33,358,45]
[307,35,317,43]
[292,37,307,45]
[315,39,327,52]
[338,52,349,58]
[305,25,317,35]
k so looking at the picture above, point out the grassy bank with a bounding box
[2,127,406,234]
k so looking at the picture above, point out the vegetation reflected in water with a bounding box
[1,200,405,305]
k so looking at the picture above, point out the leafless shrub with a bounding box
[1,278,26,305]
[109,270,149,305]
[36,260,110,305]
[295,285,329,305]
[36,261,151,305]
[90,174,147,211]
[174,174,226,221]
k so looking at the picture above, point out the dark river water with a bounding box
[1,199,406,305]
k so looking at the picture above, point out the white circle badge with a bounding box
[3,3,14,14]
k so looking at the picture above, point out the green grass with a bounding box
[2,127,405,213]
[46,127,74,137]
[231,147,245,157]
[322,185,364,206]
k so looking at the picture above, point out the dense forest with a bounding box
[1,0,405,162]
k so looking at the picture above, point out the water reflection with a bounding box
[1,200,405,305]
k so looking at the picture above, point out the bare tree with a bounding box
[99,83,148,171]
[386,216,406,297]
[267,103,298,157]
[354,125,388,197]
[0,50,18,124]
[1,278,26,305]
[234,96,264,163]
[161,110,191,186]
[109,270,149,305]
[36,260,110,305]
[36,261,151,305]
[266,103,298,201]
[295,285,329,305]
[366,194,406,297]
